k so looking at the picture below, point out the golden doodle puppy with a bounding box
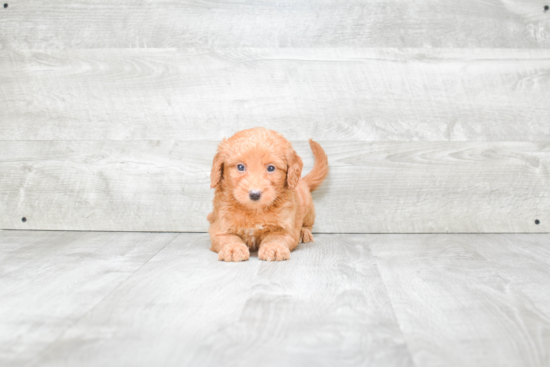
[207,127,328,262]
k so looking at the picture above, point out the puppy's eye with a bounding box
[237,164,246,172]
[267,165,276,172]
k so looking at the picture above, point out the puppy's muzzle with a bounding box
[249,190,262,201]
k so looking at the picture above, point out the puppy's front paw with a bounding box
[218,243,250,262]
[258,242,290,261]
[300,228,314,243]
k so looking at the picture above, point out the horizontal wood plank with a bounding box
[0,0,549,49]
[1,141,548,233]
[1,48,550,141]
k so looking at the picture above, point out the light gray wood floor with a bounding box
[1,230,550,367]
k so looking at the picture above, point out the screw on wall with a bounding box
[21,217,27,223]
[535,219,540,225]
[545,5,549,12]
[3,4,7,8]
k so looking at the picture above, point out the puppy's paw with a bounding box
[218,243,250,262]
[258,242,290,261]
[300,228,314,243]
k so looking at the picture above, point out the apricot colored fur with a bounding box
[208,127,329,262]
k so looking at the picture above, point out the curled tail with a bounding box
[302,139,329,192]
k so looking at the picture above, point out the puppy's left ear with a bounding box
[286,149,303,189]
[210,152,224,189]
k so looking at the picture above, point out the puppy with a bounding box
[207,127,328,262]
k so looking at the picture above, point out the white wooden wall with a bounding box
[1,0,549,233]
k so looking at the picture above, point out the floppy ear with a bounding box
[210,152,224,189]
[286,149,303,189]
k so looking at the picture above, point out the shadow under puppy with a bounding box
[208,127,329,262]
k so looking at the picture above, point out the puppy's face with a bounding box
[226,148,287,208]
[211,128,303,209]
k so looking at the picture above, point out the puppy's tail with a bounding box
[302,139,329,192]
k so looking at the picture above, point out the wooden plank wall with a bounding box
[1,0,549,233]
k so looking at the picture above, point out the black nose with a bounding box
[249,190,262,201]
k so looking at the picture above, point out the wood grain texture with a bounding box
[20,233,413,367]
[0,0,549,49]
[0,230,63,266]
[187,235,413,367]
[30,233,264,367]
[1,48,550,141]
[1,141,548,233]
[3,231,550,366]
[372,234,550,367]
[0,230,178,367]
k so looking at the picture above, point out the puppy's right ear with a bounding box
[286,149,303,190]
[210,152,224,189]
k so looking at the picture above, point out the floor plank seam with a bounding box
[464,237,550,326]
[234,256,264,324]
[27,232,182,363]
[371,248,418,367]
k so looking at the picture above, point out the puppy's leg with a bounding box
[258,231,298,261]
[300,207,315,243]
[300,228,314,243]
[210,233,250,262]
